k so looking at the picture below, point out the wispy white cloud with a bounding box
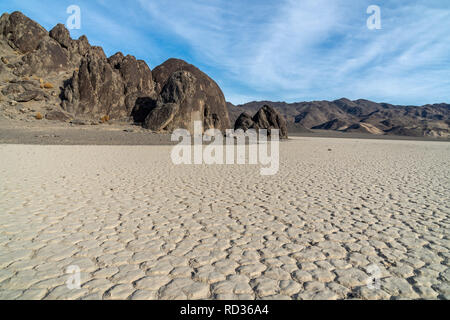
[136,0,450,105]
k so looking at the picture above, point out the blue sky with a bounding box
[1,0,449,105]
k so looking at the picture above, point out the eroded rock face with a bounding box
[49,23,72,49]
[3,18,85,77]
[109,52,154,94]
[144,70,195,131]
[62,51,126,119]
[17,37,70,75]
[0,11,230,131]
[146,58,231,133]
[62,49,157,120]
[1,12,47,53]
[108,52,157,112]
[235,105,288,139]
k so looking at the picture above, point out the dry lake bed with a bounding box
[0,137,449,300]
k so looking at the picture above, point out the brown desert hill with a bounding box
[228,98,450,138]
[0,11,231,134]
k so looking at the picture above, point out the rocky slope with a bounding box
[0,11,230,133]
[228,99,450,138]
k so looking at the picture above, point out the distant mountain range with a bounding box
[227,99,450,138]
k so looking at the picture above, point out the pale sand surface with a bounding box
[0,137,449,300]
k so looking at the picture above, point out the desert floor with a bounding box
[0,137,449,300]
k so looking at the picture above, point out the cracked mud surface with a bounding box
[0,137,449,299]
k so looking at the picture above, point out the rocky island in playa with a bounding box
[0,9,449,302]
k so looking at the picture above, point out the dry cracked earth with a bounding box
[0,137,449,300]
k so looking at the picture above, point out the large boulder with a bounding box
[253,105,288,138]
[1,11,47,53]
[235,105,288,139]
[145,58,231,132]
[144,70,195,131]
[234,112,255,131]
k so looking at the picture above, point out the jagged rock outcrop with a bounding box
[0,11,157,121]
[108,52,157,113]
[108,52,155,94]
[143,58,231,133]
[1,11,231,132]
[49,23,72,49]
[62,50,126,118]
[1,13,89,77]
[62,49,157,120]
[1,12,47,53]
[234,105,288,139]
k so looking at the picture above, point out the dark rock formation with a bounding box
[108,52,157,112]
[131,97,158,123]
[144,103,180,132]
[0,11,231,133]
[18,37,70,75]
[62,51,127,119]
[1,12,47,53]
[148,58,231,132]
[234,112,255,131]
[144,70,194,131]
[108,52,154,94]
[48,24,92,66]
[234,105,288,139]
[253,105,288,138]
[1,15,86,77]
[62,49,158,120]
[49,23,72,49]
